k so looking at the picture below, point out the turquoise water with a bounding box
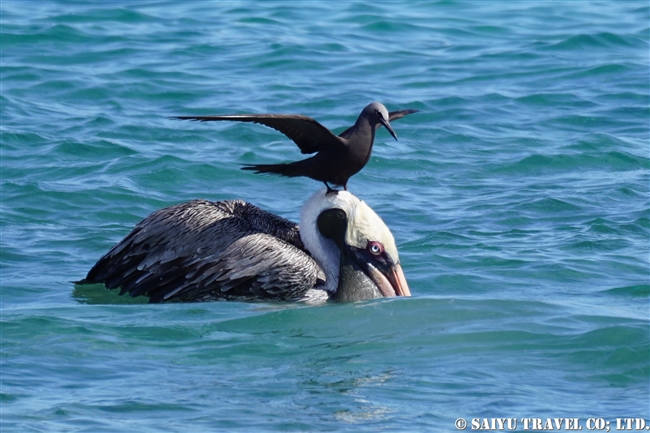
[2,1,649,431]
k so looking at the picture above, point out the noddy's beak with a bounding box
[380,117,398,141]
[367,262,411,297]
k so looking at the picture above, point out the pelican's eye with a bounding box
[367,241,384,255]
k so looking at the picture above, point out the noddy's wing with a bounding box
[174,114,344,154]
[78,199,324,303]
[388,109,419,122]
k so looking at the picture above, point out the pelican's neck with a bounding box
[299,189,360,294]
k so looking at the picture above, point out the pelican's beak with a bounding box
[367,262,411,297]
[379,116,398,141]
[334,245,411,302]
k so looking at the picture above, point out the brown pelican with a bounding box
[76,189,411,303]
[173,102,418,192]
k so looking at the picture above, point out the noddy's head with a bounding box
[313,192,411,301]
[363,102,397,141]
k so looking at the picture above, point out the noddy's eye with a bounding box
[367,241,384,255]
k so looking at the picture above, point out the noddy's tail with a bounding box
[241,162,305,178]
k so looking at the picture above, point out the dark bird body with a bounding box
[77,189,410,303]
[174,102,418,191]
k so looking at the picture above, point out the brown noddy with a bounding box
[173,102,418,191]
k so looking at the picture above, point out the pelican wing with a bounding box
[173,114,344,155]
[80,199,325,302]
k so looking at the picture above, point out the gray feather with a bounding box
[82,199,324,303]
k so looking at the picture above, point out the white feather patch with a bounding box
[299,189,400,294]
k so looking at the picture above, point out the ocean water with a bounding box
[1,1,649,432]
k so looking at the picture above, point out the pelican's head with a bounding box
[300,189,410,301]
